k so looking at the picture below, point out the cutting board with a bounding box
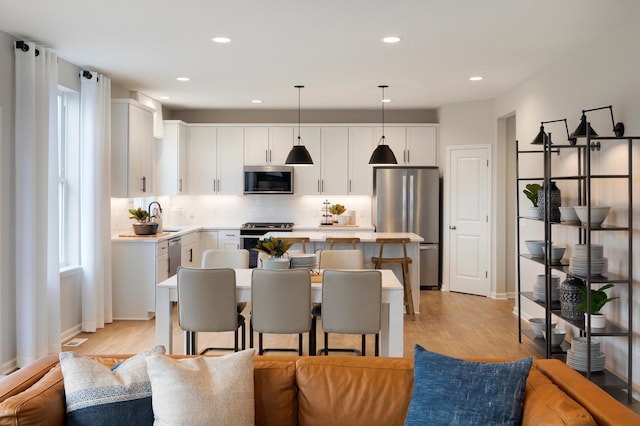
[118,232,171,238]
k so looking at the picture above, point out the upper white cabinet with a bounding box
[189,125,244,195]
[375,125,438,166]
[244,126,293,165]
[292,127,321,194]
[157,120,188,196]
[294,127,349,195]
[111,99,155,197]
[348,127,375,195]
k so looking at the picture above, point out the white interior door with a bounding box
[447,146,491,296]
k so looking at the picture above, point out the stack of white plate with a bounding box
[566,337,605,372]
[569,244,607,276]
[533,274,560,302]
[289,253,317,270]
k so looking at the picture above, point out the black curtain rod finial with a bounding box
[15,41,29,52]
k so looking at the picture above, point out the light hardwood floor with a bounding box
[68,290,541,359]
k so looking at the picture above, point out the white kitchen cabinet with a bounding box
[244,126,293,165]
[189,125,243,195]
[112,240,166,320]
[200,231,219,252]
[375,125,438,166]
[292,127,321,194]
[348,127,375,195]
[296,127,348,195]
[218,229,240,249]
[157,120,188,195]
[111,99,155,197]
[180,231,200,268]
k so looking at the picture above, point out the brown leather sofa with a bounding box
[0,354,638,425]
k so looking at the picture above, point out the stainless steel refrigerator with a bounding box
[372,167,441,288]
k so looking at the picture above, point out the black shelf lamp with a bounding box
[369,85,398,165]
[531,118,572,145]
[285,85,314,166]
[570,105,625,139]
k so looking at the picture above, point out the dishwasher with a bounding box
[168,237,182,277]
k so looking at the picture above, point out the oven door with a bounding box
[240,235,261,268]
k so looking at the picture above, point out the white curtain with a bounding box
[80,72,112,332]
[14,42,61,366]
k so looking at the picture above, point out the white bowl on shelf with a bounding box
[573,206,611,227]
[542,329,567,346]
[528,318,557,338]
[542,245,566,263]
[525,240,545,257]
[558,207,579,224]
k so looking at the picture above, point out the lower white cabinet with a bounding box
[112,241,166,320]
[218,229,240,249]
[181,231,200,268]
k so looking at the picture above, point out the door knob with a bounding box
[449,225,457,230]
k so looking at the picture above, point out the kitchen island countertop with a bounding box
[264,230,423,242]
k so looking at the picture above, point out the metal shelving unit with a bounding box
[515,127,635,403]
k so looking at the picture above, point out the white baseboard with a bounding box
[61,324,82,343]
[0,358,17,376]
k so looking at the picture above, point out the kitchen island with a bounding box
[265,231,423,313]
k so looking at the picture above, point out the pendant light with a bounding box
[369,85,398,165]
[285,85,313,165]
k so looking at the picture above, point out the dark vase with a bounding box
[538,182,561,222]
[560,276,585,320]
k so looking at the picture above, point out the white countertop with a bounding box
[264,231,424,243]
[111,226,201,242]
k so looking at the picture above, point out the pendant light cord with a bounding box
[295,85,304,145]
[379,84,388,145]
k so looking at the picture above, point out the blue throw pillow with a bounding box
[405,345,532,426]
[59,345,165,426]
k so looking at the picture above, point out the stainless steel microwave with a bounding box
[243,165,294,194]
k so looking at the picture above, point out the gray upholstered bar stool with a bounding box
[325,237,361,249]
[177,267,246,354]
[371,238,415,320]
[250,269,312,355]
[318,270,382,356]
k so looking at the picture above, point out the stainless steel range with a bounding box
[240,222,294,268]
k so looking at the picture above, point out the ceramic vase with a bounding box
[560,276,585,320]
[538,181,561,222]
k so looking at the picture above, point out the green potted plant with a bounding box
[128,207,158,235]
[577,284,618,328]
[252,237,294,268]
[329,203,349,224]
[523,183,541,219]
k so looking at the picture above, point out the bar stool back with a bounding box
[325,237,361,249]
[371,238,415,320]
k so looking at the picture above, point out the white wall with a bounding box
[495,21,640,395]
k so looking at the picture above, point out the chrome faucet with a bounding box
[148,201,163,231]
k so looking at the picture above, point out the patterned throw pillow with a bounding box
[59,345,165,426]
[145,349,255,426]
[405,345,532,426]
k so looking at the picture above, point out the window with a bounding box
[57,89,80,267]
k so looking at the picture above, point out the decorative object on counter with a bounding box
[523,183,541,219]
[560,276,585,320]
[577,283,618,329]
[537,181,561,222]
[329,203,349,224]
[558,206,579,224]
[148,201,163,233]
[368,84,398,165]
[524,240,545,257]
[533,274,560,303]
[566,337,605,373]
[569,243,608,276]
[252,237,293,259]
[285,85,313,165]
[573,206,611,228]
[128,207,158,235]
[528,318,557,338]
[321,200,333,225]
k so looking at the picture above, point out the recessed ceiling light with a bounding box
[212,37,231,43]
[159,96,171,100]
[382,36,402,43]
[176,77,190,82]
[251,99,263,104]
[469,76,484,81]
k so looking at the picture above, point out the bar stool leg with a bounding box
[401,261,416,320]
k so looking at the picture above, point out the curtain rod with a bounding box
[80,70,99,82]
[15,40,40,56]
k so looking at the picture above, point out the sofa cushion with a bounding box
[59,346,165,426]
[295,356,414,426]
[254,357,298,426]
[145,349,254,426]
[405,345,532,426]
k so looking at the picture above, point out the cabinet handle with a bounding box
[213,179,216,192]
[407,150,410,163]
[349,179,352,193]
[188,248,193,263]
[265,150,268,163]
[322,180,324,192]
[141,176,146,192]
[449,225,457,230]
[179,178,183,193]
[269,150,272,163]
[217,179,221,193]
[317,180,320,193]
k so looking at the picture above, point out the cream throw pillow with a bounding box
[145,349,255,426]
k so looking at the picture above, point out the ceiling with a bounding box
[1,1,639,111]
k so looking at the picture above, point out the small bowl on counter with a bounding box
[525,240,545,257]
